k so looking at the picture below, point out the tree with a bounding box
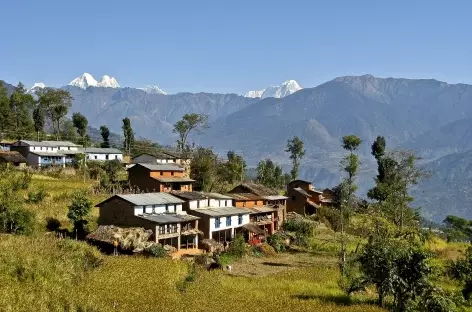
[0,82,13,139]
[256,159,287,190]
[102,159,123,186]
[449,246,472,301]
[9,82,34,138]
[122,117,134,155]
[223,151,247,184]
[32,104,45,141]
[173,113,209,151]
[339,135,362,276]
[190,147,220,192]
[285,136,306,181]
[72,112,88,146]
[38,88,72,140]
[67,190,92,237]
[443,215,472,242]
[100,125,110,148]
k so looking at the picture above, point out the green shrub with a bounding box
[146,244,167,258]
[254,243,277,257]
[266,233,287,253]
[228,234,246,258]
[26,188,49,204]
[0,206,36,235]
[217,252,237,266]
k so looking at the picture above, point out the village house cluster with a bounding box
[96,151,336,255]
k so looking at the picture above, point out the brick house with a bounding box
[286,180,336,215]
[96,193,200,251]
[127,163,194,192]
[228,182,288,239]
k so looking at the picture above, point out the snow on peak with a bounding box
[139,85,167,95]
[26,82,46,94]
[68,73,120,89]
[69,73,98,89]
[98,75,120,88]
[245,80,302,99]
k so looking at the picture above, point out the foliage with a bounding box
[67,190,93,235]
[448,246,472,301]
[172,113,209,151]
[72,112,88,146]
[38,88,73,140]
[282,218,313,246]
[228,234,246,258]
[406,285,458,312]
[256,158,289,190]
[266,233,287,252]
[443,215,472,243]
[32,104,45,140]
[9,82,35,139]
[220,150,246,185]
[26,188,49,204]
[102,159,123,186]
[99,125,110,148]
[146,244,167,258]
[285,136,306,180]
[0,82,13,137]
[190,147,220,191]
[122,117,135,155]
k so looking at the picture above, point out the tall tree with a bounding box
[72,112,88,146]
[190,147,220,192]
[38,88,72,140]
[0,82,13,139]
[285,136,306,181]
[32,105,45,141]
[256,159,287,190]
[100,125,110,148]
[9,82,34,138]
[225,151,247,184]
[173,113,209,151]
[339,134,362,276]
[122,117,134,155]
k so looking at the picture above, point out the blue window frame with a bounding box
[215,217,221,229]
[226,216,231,226]
[238,215,243,225]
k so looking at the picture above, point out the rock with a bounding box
[87,225,153,253]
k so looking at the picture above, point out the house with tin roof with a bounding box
[128,163,195,192]
[228,182,288,239]
[96,192,201,251]
[10,140,82,167]
[82,147,123,162]
[170,191,251,243]
[286,180,336,215]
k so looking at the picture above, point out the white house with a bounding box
[132,150,190,165]
[11,140,82,167]
[170,191,250,242]
[82,148,123,162]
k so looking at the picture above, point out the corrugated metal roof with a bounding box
[132,152,177,160]
[263,195,288,200]
[62,150,84,155]
[204,192,233,199]
[190,207,249,217]
[16,140,80,147]
[115,193,185,205]
[230,182,279,196]
[29,151,66,157]
[81,147,122,154]
[137,163,184,171]
[246,206,277,214]
[171,191,233,200]
[137,213,199,224]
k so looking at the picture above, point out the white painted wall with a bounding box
[189,200,198,209]
[87,153,123,161]
[153,205,166,213]
[134,206,144,215]
[30,146,58,152]
[209,214,249,232]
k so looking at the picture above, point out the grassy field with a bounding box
[0,174,469,311]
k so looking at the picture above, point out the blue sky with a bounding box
[1,0,471,94]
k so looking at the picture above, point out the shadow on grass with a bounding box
[261,262,292,267]
[292,294,353,306]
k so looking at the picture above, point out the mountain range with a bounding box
[3,74,472,222]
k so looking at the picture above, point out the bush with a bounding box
[0,206,36,235]
[228,234,246,258]
[266,233,286,253]
[67,190,93,236]
[253,243,277,257]
[26,188,49,204]
[217,252,237,266]
[145,244,167,258]
[314,207,342,231]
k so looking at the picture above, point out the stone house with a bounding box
[286,180,336,215]
[96,192,200,251]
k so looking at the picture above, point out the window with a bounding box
[226,216,231,226]
[171,172,174,176]
[105,155,109,160]
[94,156,97,160]
[238,215,243,225]
[215,217,221,229]
[292,196,296,201]
[160,172,163,176]
[115,155,118,159]
[165,205,169,213]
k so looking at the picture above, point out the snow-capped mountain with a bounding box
[27,82,46,94]
[68,73,120,89]
[245,80,302,99]
[139,85,167,95]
